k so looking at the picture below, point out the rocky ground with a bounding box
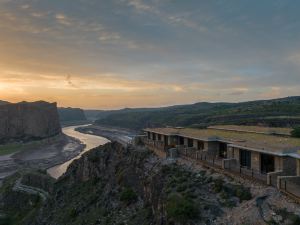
[0,134,85,186]
[1,141,300,225]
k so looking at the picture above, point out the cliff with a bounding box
[0,101,61,143]
[1,142,300,225]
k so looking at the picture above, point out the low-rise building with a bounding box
[143,125,300,200]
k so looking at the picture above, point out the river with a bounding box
[47,125,110,179]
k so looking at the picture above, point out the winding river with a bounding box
[47,125,110,179]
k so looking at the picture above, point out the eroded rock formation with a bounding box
[0,101,61,143]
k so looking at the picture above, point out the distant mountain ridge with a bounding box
[94,96,300,130]
[0,100,10,105]
[58,107,87,122]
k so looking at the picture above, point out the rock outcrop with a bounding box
[0,101,61,143]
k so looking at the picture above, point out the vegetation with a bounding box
[268,208,300,225]
[0,143,22,156]
[212,178,252,203]
[94,96,300,130]
[166,193,199,222]
[120,187,138,204]
[291,127,300,138]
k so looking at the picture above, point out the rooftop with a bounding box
[144,127,300,155]
[208,125,292,136]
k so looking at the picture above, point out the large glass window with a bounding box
[219,143,228,158]
[179,136,184,145]
[240,149,251,169]
[260,153,274,174]
[197,141,204,150]
[188,138,193,147]
[158,134,162,141]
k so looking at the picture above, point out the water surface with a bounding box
[47,125,109,179]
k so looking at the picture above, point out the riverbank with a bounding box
[75,124,137,146]
[0,132,85,186]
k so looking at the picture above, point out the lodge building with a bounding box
[143,125,300,200]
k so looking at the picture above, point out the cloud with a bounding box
[55,13,72,26]
[229,88,249,96]
[1,0,300,108]
[98,32,121,41]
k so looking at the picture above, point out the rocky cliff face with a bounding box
[0,101,61,143]
[1,142,300,225]
[27,142,226,225]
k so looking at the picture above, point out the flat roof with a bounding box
[208,125,292,136]
[144,127,300,155]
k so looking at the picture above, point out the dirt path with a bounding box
[13,178,49,202]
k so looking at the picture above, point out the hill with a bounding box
[58,107,87,124]
[94,96,300,130]
[0,100,9,105]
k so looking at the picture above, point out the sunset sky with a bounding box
[0,0,300,109]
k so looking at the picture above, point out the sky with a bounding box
[0,0,300,109]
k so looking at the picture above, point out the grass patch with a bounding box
[0,144,23,156]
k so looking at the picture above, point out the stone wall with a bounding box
[0,101,61,143]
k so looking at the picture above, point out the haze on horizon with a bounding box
[0,0,300,109]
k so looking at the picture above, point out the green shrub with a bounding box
[275,208,300,225]
[291,127,300,138]
[0,217,12,225]
[235,186,252,202]
[176,184,187,192]
[120,187,138,204]
[166,194,199,222]
[213,179,223,193]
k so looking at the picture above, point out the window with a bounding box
[197,141,204,150]
[179,136,184,145]
[164,135,168,144]
[147,132,150,139]
[260,153,274,174]
[158,134,162,141]
[153,133,156,141]
[240,149,251,169]
[188,138,193,147]
[219,143,227,158]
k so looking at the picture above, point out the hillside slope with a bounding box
[2,142,300,225]
[95,96,300,130]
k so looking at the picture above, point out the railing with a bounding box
[176,146,223,168]
[145,141,268,183]
[278,176,300,200]
[225,165,267,183]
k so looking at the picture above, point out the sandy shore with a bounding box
[75,125,137,146]
[0,133,85,185]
